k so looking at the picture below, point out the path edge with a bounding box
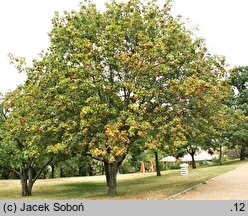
[166,162,246,200]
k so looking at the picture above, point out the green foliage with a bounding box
[226,66,248,156]
[0,0,235,196]
[211,155,228,165]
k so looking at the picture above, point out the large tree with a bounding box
[5,0,229,196]
[44,0,227,195]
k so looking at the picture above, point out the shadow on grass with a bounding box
[33,182,108,199]
[31,171,179,199]
[7,159,246,200]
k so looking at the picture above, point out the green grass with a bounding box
[0,160,246,200]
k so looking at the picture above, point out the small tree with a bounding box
[0,88,56,196]
[228,66,248,160]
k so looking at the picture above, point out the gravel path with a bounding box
[173,162,248,200]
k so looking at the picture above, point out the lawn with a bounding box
[0,160,245,200]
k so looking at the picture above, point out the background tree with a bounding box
[228,66,248,160]
[0,87,55,196]
[206,104,242,165]
[153,54,230,169]
[0,51,83,196]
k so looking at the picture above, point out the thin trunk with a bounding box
[78,166,83,176]
[101,163,104,175]
[107,163,118,196]
[43,171,47,179]
[60,168,63,178]
[89,163,94,176]
[155,152,161,176]
[240,146,246,161]
[51,165,55,178]
[2,167,9,179]
[28,168,33,196]
[219,146,222,165]
[190,153,196,169]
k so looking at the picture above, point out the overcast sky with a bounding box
[0,0,247,94]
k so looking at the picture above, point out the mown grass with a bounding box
[0,160,245,200]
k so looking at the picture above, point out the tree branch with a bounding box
[0,166,20,176]
[84,152,107,163]
[32,158,53,184]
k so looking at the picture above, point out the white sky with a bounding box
[0,0,247,94]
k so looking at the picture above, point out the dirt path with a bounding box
[172,162,248,200]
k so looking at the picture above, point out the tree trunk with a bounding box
[89,163,94,176]
[240,146,246,160]
[2,167,9,179]
[19,160,52,196]
[101,163,105,175]
[107,163,118,196]
[51,165,55,178]
[28,168,34,195]
[155,151,161,176]
[43,171,47,179]
[219,146,222,165]
[20,168,32,196]
[190,153,196,169]
[60,168,63,178]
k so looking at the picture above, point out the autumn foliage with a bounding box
[0,0,235,196]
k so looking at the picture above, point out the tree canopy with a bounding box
[227,66,248,160]
[0,0,234,196]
